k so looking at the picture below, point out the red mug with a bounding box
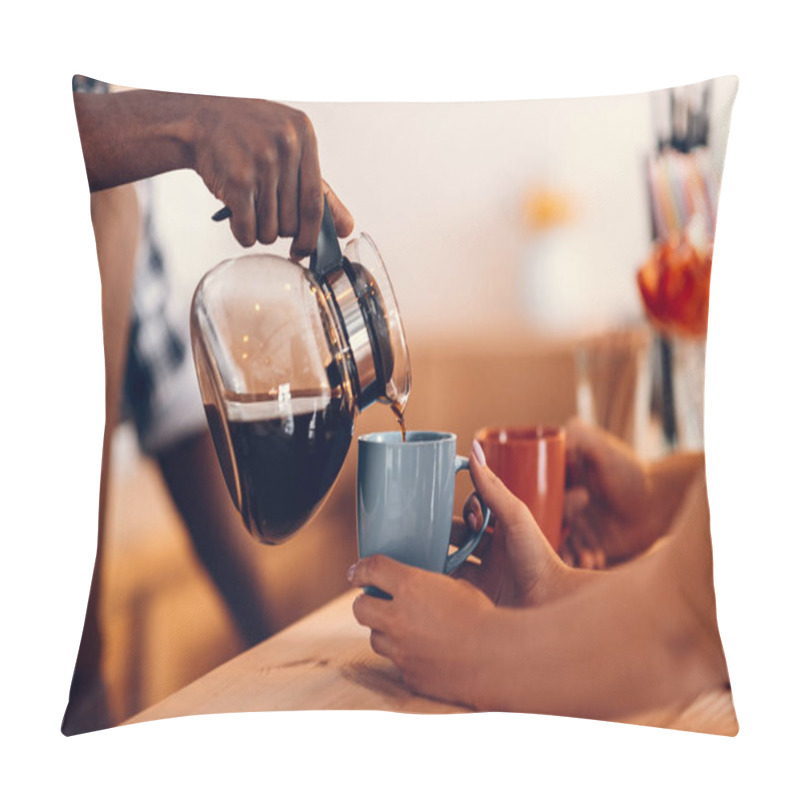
[475,426,566,551]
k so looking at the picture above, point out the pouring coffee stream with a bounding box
[192,199,411,544]
[390,400,407,442]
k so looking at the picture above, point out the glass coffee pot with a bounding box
[190,200,411,544]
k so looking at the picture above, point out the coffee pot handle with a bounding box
[211,197,343,277]
[309,197,343,278]
[445,457,491,574]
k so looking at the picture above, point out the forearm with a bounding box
[74,90,197,191]
[536,556,608,603]
[472,542,725,720]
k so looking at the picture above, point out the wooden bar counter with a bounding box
[127,588,737,735]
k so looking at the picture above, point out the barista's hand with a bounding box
[191,96,354,254]
[349,555,496,708]
[73,87,353,254]
[560,417,655,568]
[451,441,571,607]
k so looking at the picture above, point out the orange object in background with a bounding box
[523,187,576,231]
[636,236,712,337]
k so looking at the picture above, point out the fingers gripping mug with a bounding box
[357,432,490,596]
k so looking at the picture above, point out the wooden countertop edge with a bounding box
[124,589,737,737]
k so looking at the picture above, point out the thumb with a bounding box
[469,439,536,532]
[565,415,600,461]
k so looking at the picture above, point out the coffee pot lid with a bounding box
[311,200,411,412]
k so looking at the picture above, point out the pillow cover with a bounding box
[63,75,738,736]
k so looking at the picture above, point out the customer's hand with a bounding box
[349,556,495,708]
[560,417,655,568]
[347,441,604,710]
[191,96,354,254]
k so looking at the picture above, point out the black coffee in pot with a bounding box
[204,391,353,544]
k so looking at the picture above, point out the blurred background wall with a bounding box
[151,95,652,341]
[149,82,735,344]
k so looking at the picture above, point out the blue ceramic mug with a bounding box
[357,431,490,596]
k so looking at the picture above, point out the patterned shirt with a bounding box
[73,75,192,451]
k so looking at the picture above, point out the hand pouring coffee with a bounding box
[191,199,411,544]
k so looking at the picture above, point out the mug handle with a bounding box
[444,456,491,574]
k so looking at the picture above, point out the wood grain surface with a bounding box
[127,589,736,735]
